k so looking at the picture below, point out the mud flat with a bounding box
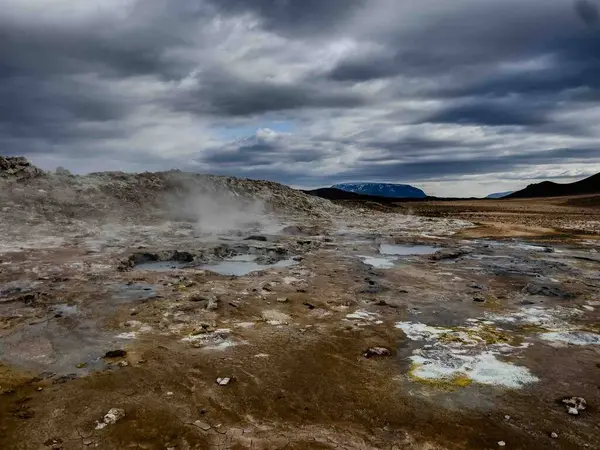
[1,186,600,449]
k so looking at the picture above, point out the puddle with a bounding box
[379,244,437,256]
[360,256,397,269]
[539,331,600,346]
[200,255,298,276]
[0,316,130,375]
[111,283,157,304]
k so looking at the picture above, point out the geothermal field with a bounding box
[0,157,599,449]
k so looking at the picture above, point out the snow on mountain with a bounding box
[332,183,426,199]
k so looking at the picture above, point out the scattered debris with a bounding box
[95,408,126,429]
[216,377,231,386]
[363,347,391,358]
[562,397,587,415]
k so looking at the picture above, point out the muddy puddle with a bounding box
[199,255,299,276]
[379,244,438,256]
[0,308,128,376]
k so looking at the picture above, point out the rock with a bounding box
[206,296,218,310]
[473,296,486,303]
[244,235,268,241]
[468,282,487,290]
[104,350,127,358]
[523,283,574,298]
[43,438,64,448]
[504,415,510,420]
[550,432,558,439]
[216,377,231,386]
[375,299,398,308]
[562,396,587,415]
[276,297,289,303]
[0,156,44,180]
[96,408,126,429]
[82,439,93,445]
[430,247,471,261]
[498,441,506,447]
[193,420,212,431]
[363,347,391,358]
[117,361,129,367]
[303,302,315,310]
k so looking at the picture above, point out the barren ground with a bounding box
[1,177,599,449]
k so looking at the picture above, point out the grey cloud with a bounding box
[575,0,600,26]
[170,71,366,117]
[205,0,366,36]
[0,0,599,196]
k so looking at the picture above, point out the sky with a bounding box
[1,0,600,197]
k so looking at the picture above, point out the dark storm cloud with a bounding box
[170,70,366,117]
[205,0,366,35]
[575,0,600,26]
[424,102,548,127]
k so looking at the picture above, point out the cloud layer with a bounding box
[2,0,600,196]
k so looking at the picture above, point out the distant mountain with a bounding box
[507,173,600,199]
[486,191,513,199]
[332,183,426,199]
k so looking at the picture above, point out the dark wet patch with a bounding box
[111,283,157,304]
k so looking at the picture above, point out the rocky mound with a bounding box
[0,156,45,180]
[0,157,337,228]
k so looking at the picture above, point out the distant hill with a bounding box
[486,191,513,199]
[332,183,426,199]
[506,173,600,199]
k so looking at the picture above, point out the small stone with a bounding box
[473,296,486,303]
[117,361,129,367]
[166,391,174,396]
[562,396,587,415]
[498,441,506,447]
[193,420,212,431]
[104,350,127,358]
[206,297,218,311]
[76,362,87,369]
[83,439,93,445]
[276,297,288,303]
[216,377,231,386]
[37,387,43,392]
[504,415,510,420]
[363,347,392,358]
[550,432,558,439]
[97,408,125,428]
